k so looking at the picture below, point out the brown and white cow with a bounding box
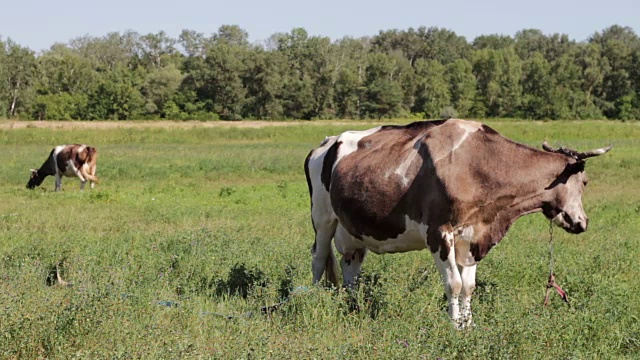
[27,144,99,191]
[304,119,611,328]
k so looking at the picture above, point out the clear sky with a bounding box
[1,0,638,51]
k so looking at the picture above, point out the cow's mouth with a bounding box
[552,212,586,234]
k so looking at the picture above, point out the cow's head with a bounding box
[541,142,612,234]
[26,169,43,189]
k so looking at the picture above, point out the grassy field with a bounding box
[0,119,638,359]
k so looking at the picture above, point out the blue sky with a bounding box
[1,0,638,51]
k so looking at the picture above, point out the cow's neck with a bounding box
[34,153,57,185]
[468,151,569,260]
[39,152,57,176]
[508,152,568,216]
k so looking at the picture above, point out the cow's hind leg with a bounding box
[458,264,477,328]
[311,218,339,287]
[430,228,463,328]
[90,164,97,189]
[334,224,367,288]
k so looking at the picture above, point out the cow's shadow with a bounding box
[207,263,268,299]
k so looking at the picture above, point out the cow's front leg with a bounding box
[458,264,477,328]
[55,174,62,192]
[75,171,87,190]
[430,229,463,327]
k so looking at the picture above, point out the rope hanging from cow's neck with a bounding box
[548,220,555,276]
[544,220,570,306]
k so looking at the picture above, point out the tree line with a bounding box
[1,25,639,121]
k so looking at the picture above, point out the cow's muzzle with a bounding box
[553,212,588,234]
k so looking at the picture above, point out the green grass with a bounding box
[0,120,639,359]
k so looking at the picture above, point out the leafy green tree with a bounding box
[521,52,554,119]
[243,49,285,119]
[69,31,139,71]
[472,34,514,50]
[86,65,145,120]
[332,37,370,118]
[179,29,207,57]
[372,27,469,65]
[0,37,8,117]
[142,63,185,117]
[1,39,37,117]
[472,47,522,117]
[514,29,573,61]
[446,59,476,117]
[212,25,250,47]
[201,42,248,119]
[30,44,97,119]
[589,26,639,118]
[413,59,450,118]
[139,31,178,69]
[362,52,404,119]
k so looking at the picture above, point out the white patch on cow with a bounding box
[451,121,482,152]
[52,145,66,165]
[334,126,382,167]
[77,145,87,154]
[62,160,79,177]
[52,145,66,175]
[307,136,341,284]
[459,264,477,327]
[432,237,463,326]
[433,120,482,163]
[360,215,428,254]
[392,139,422,186]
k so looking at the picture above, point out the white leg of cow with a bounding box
[76,170,87,190]
[458,264,477,328]
[55,173,62,191]
[334,224,367,288]
[90,165,97,189]
[311,219,339,287]
[432,231,463,327]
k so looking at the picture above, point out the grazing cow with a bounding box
[27,144,99,191]
[304,119,611,328]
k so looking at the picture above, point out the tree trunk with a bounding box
[10,79,20,117]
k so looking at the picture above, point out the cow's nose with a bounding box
[581,217,589,232]
[573,217,588,234]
